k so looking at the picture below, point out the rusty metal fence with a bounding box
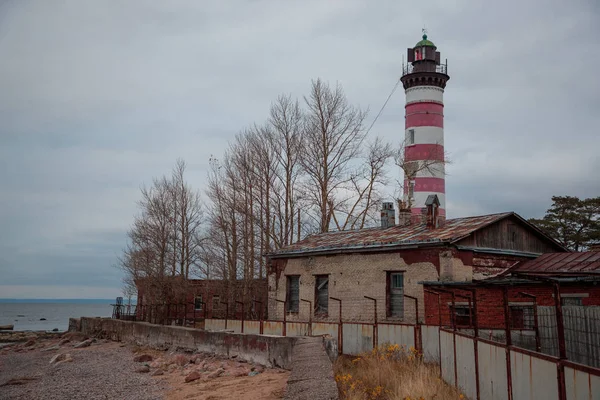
[426,284,600,400]
[112,291,600,400]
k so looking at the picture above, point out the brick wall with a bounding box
[137,278,268,320]
[423,284,600,328]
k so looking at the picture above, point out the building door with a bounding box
[389,273,404,318]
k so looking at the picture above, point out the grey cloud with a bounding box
[0,0,598,297]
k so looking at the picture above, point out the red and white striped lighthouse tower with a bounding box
[400,32,449,224]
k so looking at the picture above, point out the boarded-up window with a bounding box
[194,295,203,311]
[562,297,584,306]
[509,305,534,329]
[449,305,472,327]
[212,295,220,311]
[388,272,404,318]
[286,276,299,313]
[314,275,329,315]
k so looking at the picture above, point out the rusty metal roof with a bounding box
[512,252,600,275]
[270,212,523,258]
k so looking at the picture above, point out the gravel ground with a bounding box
[0,339,167,400]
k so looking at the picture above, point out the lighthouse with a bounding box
[400,32,449,225]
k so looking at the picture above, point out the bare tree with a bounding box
[330,138,392,230]
[301,79,368,233]
[268,94,304,246]
[118,160,205,314]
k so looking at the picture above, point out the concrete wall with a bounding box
[73,317,296,369]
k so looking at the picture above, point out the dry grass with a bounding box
[334,344,464,400]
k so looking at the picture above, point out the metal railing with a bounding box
[402,62,448,76]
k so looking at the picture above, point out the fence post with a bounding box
[364,296,378,349]
[404,294,421,352]
[301,299,312,336]
[221,301,229,330]
[236,301,244,333]
[331,297,343,354]
[503,287,514,400]
[553,283,567,400]
[274,299,287,336]
[253,300,264,334]
[465,288,480,400]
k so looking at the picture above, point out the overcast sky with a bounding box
[1,0,598,299]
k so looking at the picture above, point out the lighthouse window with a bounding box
[422,47,426,59]
[408,129,415,145]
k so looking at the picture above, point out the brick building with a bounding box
[266,205,565,323]
[136,277,268,320]
[422,251,600,329]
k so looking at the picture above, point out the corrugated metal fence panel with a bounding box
[562,306,600,368]
[440,330,455,386]
[263,321,283,336]
[377,324,415,349]
[526,306,600,368]
[455,334,477,400]
[286,322,309,337]
[205,319,226,331]
[343,323,373,355]
[228,319,242,333]
[422,325,440,363]
[564,366,600,400]
[312,322,338,338]
[243,320,260,335]
[510,350,559,400]
[477,341,508,400]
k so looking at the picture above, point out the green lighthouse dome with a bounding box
[415,33,435,48]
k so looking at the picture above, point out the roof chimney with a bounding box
[381,202,396,229]
[424,195,441,229]
[589,244,600,252]
[397,199,412,227]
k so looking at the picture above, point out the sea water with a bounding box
[0,299,117,332]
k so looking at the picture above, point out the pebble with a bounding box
[184,371,202,382]
[74,339,93,348]
[135,365,150,373]
[133,354,153,363]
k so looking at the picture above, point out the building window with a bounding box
[450,305,473,327]
[286,275,300,313]
[314,275,329,316]
[408,129,415,145]
[388,272,404,318]
[408,181,415,200]
[561,297,584,306]
[212,295,220,311]
[194,295,203,311]
[510,305,534,329]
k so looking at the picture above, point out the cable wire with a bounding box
[364,77,403,136]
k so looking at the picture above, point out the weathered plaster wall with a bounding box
[72,317,296,369]
[269,252,440,323]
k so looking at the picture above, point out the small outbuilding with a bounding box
[267,202,566,323]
